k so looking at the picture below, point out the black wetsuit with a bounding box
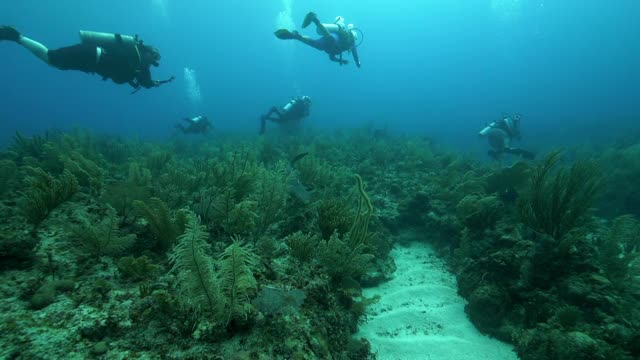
[260,98,310,134]
[47,43,154,88]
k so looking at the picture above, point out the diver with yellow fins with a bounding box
[275,12,362,68]
[0,26,174,93]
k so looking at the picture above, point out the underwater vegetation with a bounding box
[0,128,639,359]
[518,150,602,241]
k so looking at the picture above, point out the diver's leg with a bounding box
[262,106,280,119]
[259,117,267,135]
[302,12,331,37]
[294,35,327,51]
[47,44,101,72]
[0,26,52,64]
[19,37,52,64]
[275,29,324,50]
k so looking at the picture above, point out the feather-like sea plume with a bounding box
[169,215,223,318]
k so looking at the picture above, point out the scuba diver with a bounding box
[0,26,174,93]
[274,12,361,68]
[175,115,212,134]
[260,96,312,135]
[479,114,535,160]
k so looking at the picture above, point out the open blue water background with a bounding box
[0,0,638,157]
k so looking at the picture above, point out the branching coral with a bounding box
[456,195,503,231]
[318,198,353,240]
[318,174,375,282]
[62,151,104,194]
[596,215,640,293]
[349,174,374,248]
[133,197,189,252]
[10,132,48,161]
[19,167,79,229]
[295,155,336,191]
[100,162,153,222]
[70,206,136,259]
[0,159,18,197]
[251,161,290,240]
[192,149,258,228]
[518,151,602,240]
[285,231,319,263]
[318,232,374,282]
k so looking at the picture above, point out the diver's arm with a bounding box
[136,67,175,89]
[153,76,175,87]
[329,54,348,65]
[351,46,361,68]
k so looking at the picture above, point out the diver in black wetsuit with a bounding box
[478,114,535,160]
[260,96,312,134]
[0,26,174,92]
[176,115,212,134]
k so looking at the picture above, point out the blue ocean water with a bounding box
[1,0,638,155]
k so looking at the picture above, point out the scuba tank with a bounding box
[79,30,143,69]
[479,121,498,136]
[318,16,346,35]
[283,98,299,112]
[79,31,138,49]
[319,23,341,35]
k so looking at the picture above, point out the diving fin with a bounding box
[0,26,20,42]
[274,29,295,40]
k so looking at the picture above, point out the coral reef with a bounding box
[2,127,640,360]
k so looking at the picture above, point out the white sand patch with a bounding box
[357,242,519,360]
